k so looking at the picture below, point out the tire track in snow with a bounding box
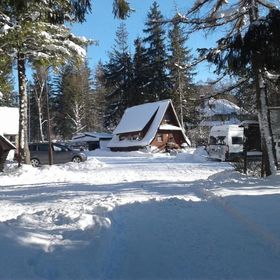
[201,187,280,253]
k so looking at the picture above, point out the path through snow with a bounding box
[0,148,280,279]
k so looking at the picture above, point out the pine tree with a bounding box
[0,0,91,164]
[103,23,133,129]
[131,37,150,106]
[168,16,196,128]
[0,55,14,106]
[92,62,107,131]
[142,1,170,102]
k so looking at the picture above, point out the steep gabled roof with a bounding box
[0,135,16,150]
[113,101,162,134]
[108,99,190,148]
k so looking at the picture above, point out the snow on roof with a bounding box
[198,98,247,117]
[113,101,162,135]
[0,107,19,135]
[108,100,190,148]
[159,124,182,130]
[72,132,112,142]
[239,120,259,127]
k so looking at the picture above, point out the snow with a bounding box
[72,132,112,141]
[0,106,19,135]
[0,148,280,279]
[159,123,182,130]
[113,101,164,135]
[198,97,246,117]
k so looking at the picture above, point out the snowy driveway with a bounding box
[0,149,280,279]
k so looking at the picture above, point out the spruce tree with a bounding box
[92,62,107,131]
[168,16,196,128]
[143,1,170,102]
[0,55,14,106]
[131,37,150,106]
[103,23,133,129]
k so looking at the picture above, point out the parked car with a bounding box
[29,142,87,167]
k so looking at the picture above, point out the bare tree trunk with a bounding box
[17,52,30,165]
[37,98,45,142]
[33,82,45,142]
[33,66,50,142]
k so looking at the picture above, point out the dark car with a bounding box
[29,142,87,167]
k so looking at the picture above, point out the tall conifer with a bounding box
[103,23,133,129]
[143,1,170,102]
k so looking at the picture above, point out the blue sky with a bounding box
[71,0,218,82]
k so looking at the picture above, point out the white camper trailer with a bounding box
[206,125,244,161]
[207,122,280,162]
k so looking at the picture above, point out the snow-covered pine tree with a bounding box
[182,0,279,176]
[0,0,91,165]
[168,15,196,129]
[103,23,134,129]
[142,1,171,102]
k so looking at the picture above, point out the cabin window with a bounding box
[232,137,243,145]
[119,135,125,141]
[132,134,141,140]
[157,134,163,142]
[209,136,217,145]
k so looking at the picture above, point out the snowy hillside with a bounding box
[0,148,280,279]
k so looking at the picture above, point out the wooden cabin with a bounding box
[107,99,190,152]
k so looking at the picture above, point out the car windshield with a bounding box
[53,144,71,152]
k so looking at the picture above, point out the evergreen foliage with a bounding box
[142,1,171,102]
[0,56,14,106]
[92,62,107,132]
[168,17,196,128]
[0,0,92,164]
[185,0,279,176]
[51,61,93,139]
[131,37,150,106]
[103,23,133,129]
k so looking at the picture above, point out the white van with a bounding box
[206,125,244,161]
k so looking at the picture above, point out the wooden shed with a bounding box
[107,99,190,152]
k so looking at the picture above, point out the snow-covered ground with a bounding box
[1,147,280,279]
